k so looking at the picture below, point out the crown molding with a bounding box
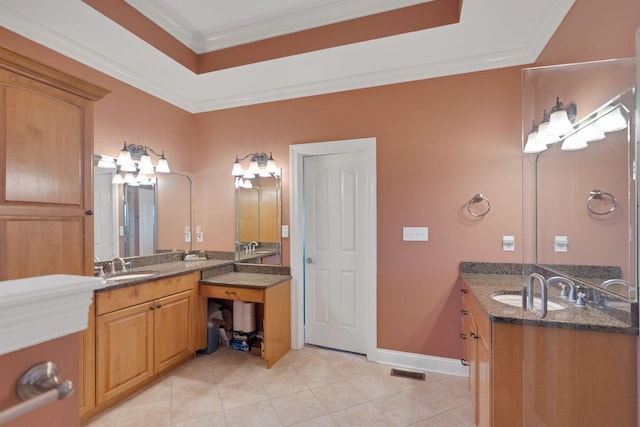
[126,0,431,53]
[0,0,575,114]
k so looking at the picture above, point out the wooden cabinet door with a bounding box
[0,67,95,280]
[79,303,96,417]
[263,280,291,368]
[476,333,491,427]
[154,290,192,373]
[96,302,154,405]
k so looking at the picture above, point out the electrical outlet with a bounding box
[196,231,204,243]
[184,232,191,243]
[403,227,428,241]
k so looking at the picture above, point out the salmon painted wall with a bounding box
[0,334,80,427]
[0,0,637,360]
[192,0,640,357]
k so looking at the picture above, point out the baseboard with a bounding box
[375,348,468,377]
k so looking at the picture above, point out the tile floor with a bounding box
[83,345,473,427]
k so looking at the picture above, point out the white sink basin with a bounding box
[491,294,565,311]
[105,273,156,282]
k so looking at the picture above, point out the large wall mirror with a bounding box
[94,155,192,260]
[235,174,282,264]
[523,57,638,302]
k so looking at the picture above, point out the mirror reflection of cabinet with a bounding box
[235,175,282,264]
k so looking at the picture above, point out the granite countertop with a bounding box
[97,259,234,292]
[461,273,638,335]
[199,272,290,289]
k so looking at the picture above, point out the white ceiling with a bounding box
[125,0,430,52]
[0,0,575,113]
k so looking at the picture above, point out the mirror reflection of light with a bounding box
[561,134,588,151]
[594,106,628,132]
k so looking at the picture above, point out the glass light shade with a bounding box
[112,173,124,185]
[248,160,260,175]
[231,161,244,176]
[547,110,574,136]
[523,131,547,153]
[561,134,588,151]
[536,122,561,145]
[97,156,116,169]
[155,157,170,173]
[243,171,255,180]
[242,180,253,189]
[258,169,271,177]
[576,125,605,142]
[116,148,133,166]
[138,154,154,174]
[235,177,244,188]
[594,107,628,132]
[123,172,137,184]
[265,158,277,174]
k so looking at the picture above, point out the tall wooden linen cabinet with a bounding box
[0,47,109,417]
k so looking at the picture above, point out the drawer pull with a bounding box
[461,309,468,315]
[225,291,237,296]
[149,306,155,311]
[461,359,469,367]
[461,289,469,294]
[460,333,467,340]
[156,304,162,309]
[470,332,478,340]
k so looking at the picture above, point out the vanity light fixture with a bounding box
[98,141,171,185]
[231,152,278,179]
[524,96,629,154]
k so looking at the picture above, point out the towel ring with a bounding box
[587,190,617,215]
[466,193,491,217]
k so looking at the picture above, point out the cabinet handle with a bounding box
[460,333,467,340]
[156,304,162,309]
[461,359,469,366]
[461,309,468,315]
[224,291,237,296]
[470,332,478,340]
[85,210,93,215]
[460,289,469,294]
[149,306,155,311]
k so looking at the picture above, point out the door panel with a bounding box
[304,152,368,353]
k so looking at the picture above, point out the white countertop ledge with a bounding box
[0,274,106,356]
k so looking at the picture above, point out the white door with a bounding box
[304,152,369,354]
[94,169,116,261]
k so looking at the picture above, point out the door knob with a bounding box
[306,257,314,264]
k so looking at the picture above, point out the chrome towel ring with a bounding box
[466,193,491,217]
[587,189,617,215]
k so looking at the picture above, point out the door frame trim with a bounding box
[289,137,377,360]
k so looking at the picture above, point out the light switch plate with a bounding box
[502,235,515,252]
[403,227,428,241]
[196,226,202,233]
[282,225,289,238]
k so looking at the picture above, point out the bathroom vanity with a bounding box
[460,270,637,427]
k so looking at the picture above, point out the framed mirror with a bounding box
[93,155,192,260]
[523,57,638,302]
[235,174,282,264]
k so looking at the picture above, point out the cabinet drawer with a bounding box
[97,272,199,315]
[200,285,264,303]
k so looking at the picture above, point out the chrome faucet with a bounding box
[111,257,128,273]
[547,276,577,301]
[249,241,259,251]
[600,278,630,290]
